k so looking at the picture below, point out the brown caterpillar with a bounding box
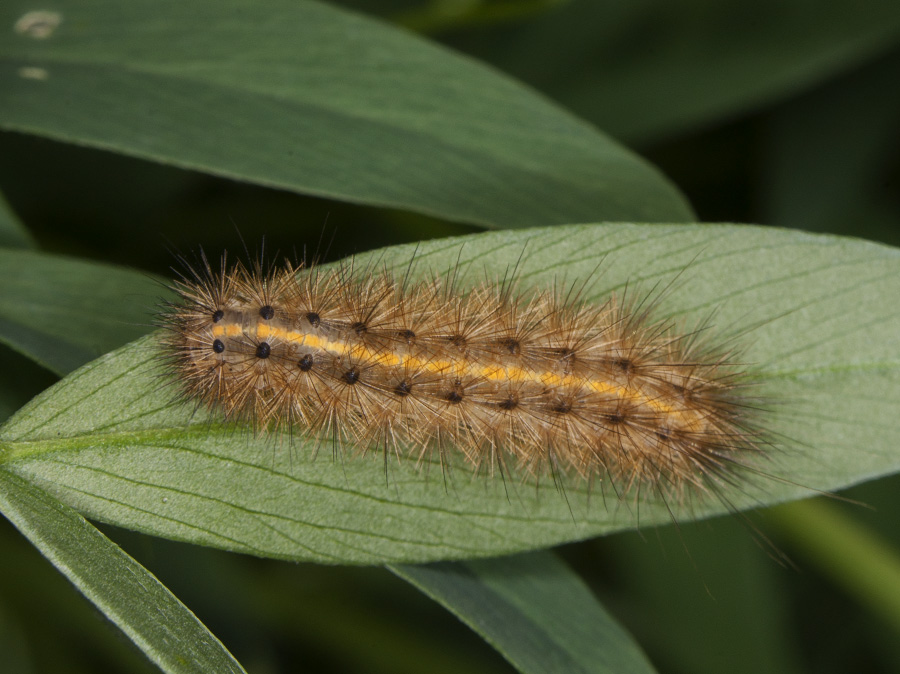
[159,251,766,500]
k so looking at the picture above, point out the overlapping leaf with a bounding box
[0,469,246,674]
[0,249,165,375]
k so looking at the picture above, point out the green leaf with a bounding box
[391,551,657,674]
[0,0,691,227]
[0,223,898,564]
[0,191,34,249]
[451,0,900,143]
[0,468,246,674]
[0,249,166,375]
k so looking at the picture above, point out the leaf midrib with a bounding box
[1,355,895,460]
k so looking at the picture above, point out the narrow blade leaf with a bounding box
[392,551,658,674]
[0,468,246,674]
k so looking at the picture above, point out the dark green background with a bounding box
[1,1,899,673]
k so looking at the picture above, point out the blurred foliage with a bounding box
[1,1,900,673]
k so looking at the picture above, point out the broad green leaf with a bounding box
[0,191,34,249]
[0,468,246,674]
[446,0,900,143]
[0,223,898,564]
[392,551,657,674]
[0,249,166,375]
[0,0,692,227]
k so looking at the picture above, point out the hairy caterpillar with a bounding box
[158,248,768,502]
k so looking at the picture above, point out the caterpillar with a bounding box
[159,250,767,501]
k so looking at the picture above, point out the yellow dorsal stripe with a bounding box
[209,322,686,420]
